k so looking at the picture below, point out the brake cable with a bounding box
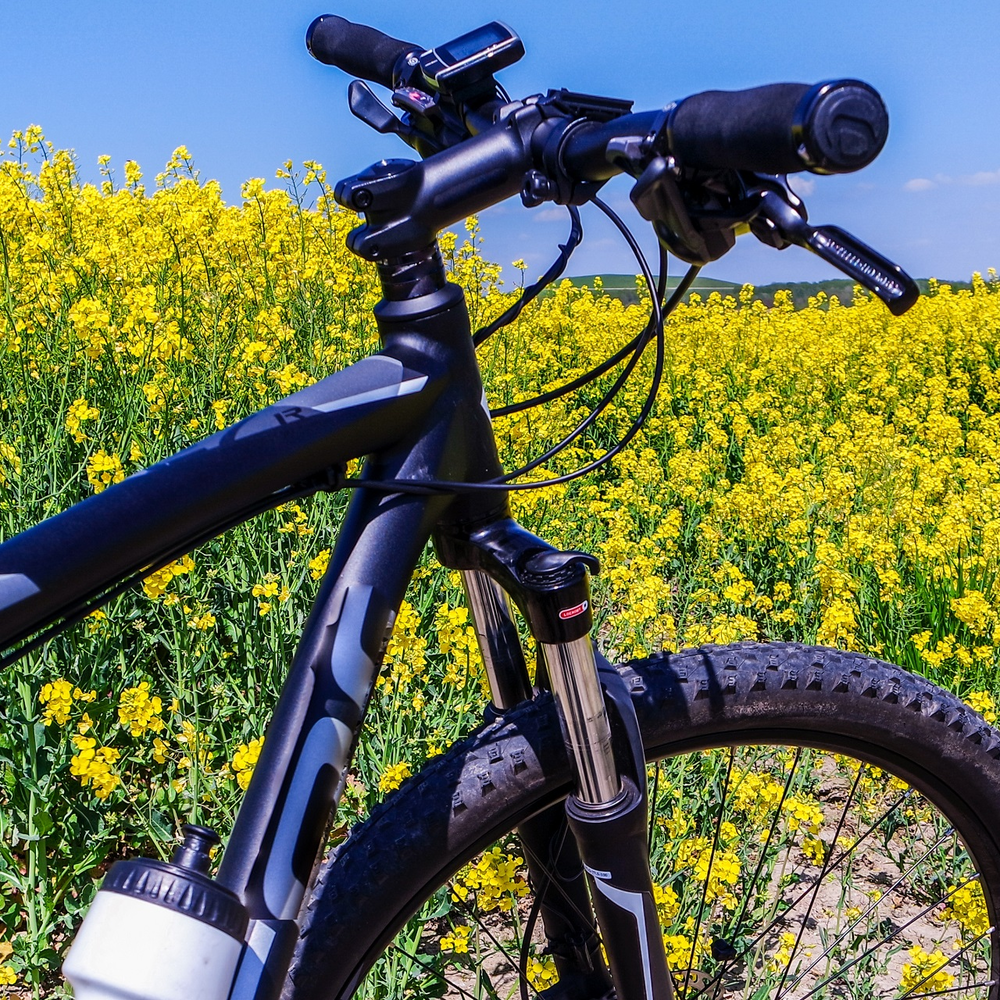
[493,198,667,483]
[473,206,583,349]
[337,197,701,495]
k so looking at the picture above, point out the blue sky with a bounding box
[2,0,998,286]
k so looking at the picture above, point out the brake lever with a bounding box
[349,81,409,135]
[348,80,446,156]
[751,184,919,315]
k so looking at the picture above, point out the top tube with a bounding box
[0,352,438,650]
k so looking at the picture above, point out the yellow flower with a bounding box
[525,955,557,989]
[439,925,471,955]
[86,450,125,493]
[252,575,280,598]
[70,738,121,799]
[663,928,707,972]
[943,880,990,937]
[142,554,195,599]
[38,679,75,726]
[124,159,143,187]
[378,761,412,793]
[900,946,955,994]
[768,931,805,973]
[951,592,994,636]
[211,399,230,430]
[117,681,165,737]
[232,737,264,791]
[653,883,679,924]
[309,549,331,580]
[0,441,20,485]
[85,608,108,634]
[65,397,99,443]
[451,846,529,912]
[152,737,170,764]
[966,690,997,723]
[188,611,217,630]
[801,836,826,865]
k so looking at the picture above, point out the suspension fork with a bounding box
[461,565,612,998]
[436,518,674,1000]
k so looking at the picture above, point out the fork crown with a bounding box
[434,516,599,645]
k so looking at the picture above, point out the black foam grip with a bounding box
[306,14,417,88]
[667,80,888,175]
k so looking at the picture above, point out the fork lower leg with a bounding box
[540,630,674,1000]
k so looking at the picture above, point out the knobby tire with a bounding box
[284,642,1000,1000]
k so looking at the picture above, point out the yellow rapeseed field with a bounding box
[1,128,999,993]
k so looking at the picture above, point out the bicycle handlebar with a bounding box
[306,14,417,88]
[310,15,918,312]
[665,80,888,175]
[307,16,888,179]
[558,80,888,180]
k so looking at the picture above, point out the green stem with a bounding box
[17,678,42,1000]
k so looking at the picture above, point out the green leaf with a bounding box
[32,809,54,837]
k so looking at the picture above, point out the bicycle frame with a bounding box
[2,237,668,1000]
[1,257,501,983]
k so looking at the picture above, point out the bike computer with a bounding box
[418,21,524,94]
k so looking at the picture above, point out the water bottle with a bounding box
[63,825,248,1000]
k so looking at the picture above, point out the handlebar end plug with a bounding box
[305,14,336,61]
[796,81,889,173]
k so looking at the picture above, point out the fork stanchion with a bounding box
[537,574,675,1000]
[462,568,532,711]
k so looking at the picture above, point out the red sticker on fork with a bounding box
[558,600,589,620]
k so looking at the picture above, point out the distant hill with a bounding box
[563,275,973,309]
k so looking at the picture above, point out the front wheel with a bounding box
[284,643,1000,1000]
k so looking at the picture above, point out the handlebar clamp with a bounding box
[529,92,633,207]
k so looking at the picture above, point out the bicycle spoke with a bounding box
[649,760,661,853]
[692,747,805,995]
[794,877,985,1000]
[516,823,597,940]
[781,827,958,994]
[682,746,736,997]
[774,758,868,999]
[447,890,545,1000]
[736,783,915,962]
[729,747,804,933]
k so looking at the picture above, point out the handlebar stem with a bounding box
[335,105,543,260]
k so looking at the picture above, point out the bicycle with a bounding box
[2,13,998,1000]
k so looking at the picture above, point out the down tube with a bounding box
[218,482,450,1000]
